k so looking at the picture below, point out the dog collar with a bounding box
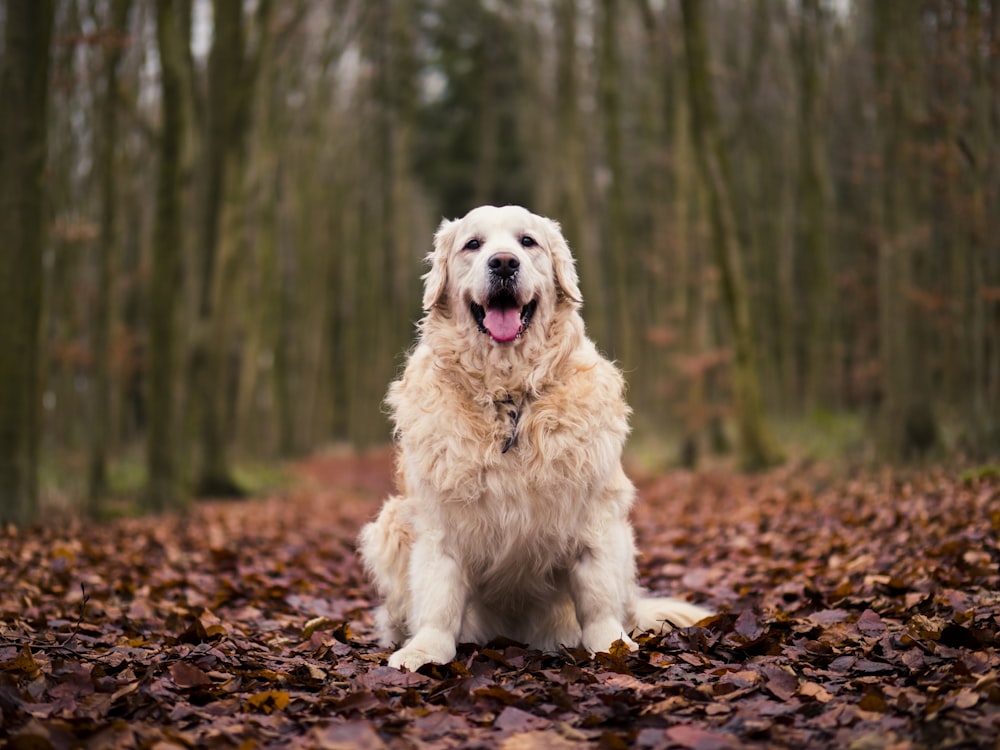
[497,395,522,454]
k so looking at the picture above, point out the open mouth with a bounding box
[471,294,538,343]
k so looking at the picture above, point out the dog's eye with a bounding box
[520,235,537,248]
[463,238,482,251]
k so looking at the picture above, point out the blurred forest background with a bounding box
[1,0,998,524]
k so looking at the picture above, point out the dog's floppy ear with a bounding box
[543,218,582,304]
[422,217,458,310]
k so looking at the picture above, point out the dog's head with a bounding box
[422,205,582,345]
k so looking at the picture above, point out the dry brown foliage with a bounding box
[2,452,997,748]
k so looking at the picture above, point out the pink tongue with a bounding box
[483,307,522,342]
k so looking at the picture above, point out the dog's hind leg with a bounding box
[358,496,413,646]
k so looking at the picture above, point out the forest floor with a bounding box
[2,449,998,749]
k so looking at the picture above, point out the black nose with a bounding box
[488,252,519,279]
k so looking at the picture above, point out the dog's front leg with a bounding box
[570,522,639,655]
[387,533,466,671]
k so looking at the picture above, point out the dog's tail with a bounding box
[633,597,712,634]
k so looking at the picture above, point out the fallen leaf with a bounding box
[302,615,336,640]
[664,723,738,749]
[1,647,41,679]
[499,730,580,750]
[608,638,633,659]
[495,706,549,734]
[168,661,212,689]
[246,690,291,714]
[733,610,764,642]
[857,686,889,713]
[761,664,798,701]
[806,609,850,627]
[306,720,386,750]
[949,688,979,710]
[798,681,833,703]
[856,609,887,636]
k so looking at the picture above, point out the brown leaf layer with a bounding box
[1,452,998,748]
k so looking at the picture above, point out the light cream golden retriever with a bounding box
[359,205,710,671]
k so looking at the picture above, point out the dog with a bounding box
[358,205,710,671]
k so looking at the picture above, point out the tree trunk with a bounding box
[962,0,997,452]
[190,0,241,497]
[739,0,795,413]
[552,0,604,347]
[793,0,833,411]
[345,0,417,448]
[87,0,133,515]
[191,0,271,496]
[386,0,420,377]
[990,3,1000,447]
[234,2,280,456]
[873,2,939,461]
[680,0,782,470]
[146,0,187,513]
[596,0,631,364]
[0,0,54,526]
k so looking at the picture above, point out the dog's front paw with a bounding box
[387,647,437,671]
[387,629,456,671]
[582,619,638,655]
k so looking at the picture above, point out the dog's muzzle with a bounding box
[471,252,537,343]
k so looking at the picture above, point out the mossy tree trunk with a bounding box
[872,2,939,461]
[146,0,187,513]
[189,0,243,497]
[596,0,631,365]
[0,0,54,526]
[551,0,605,348]
[793,0,833,411]
[960,0,998,453]
[345,0,419,448]
[87,0,133,515]
[680,0,782,471]
[190,0,272,496]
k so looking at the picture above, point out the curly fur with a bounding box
[358,205,710,671]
